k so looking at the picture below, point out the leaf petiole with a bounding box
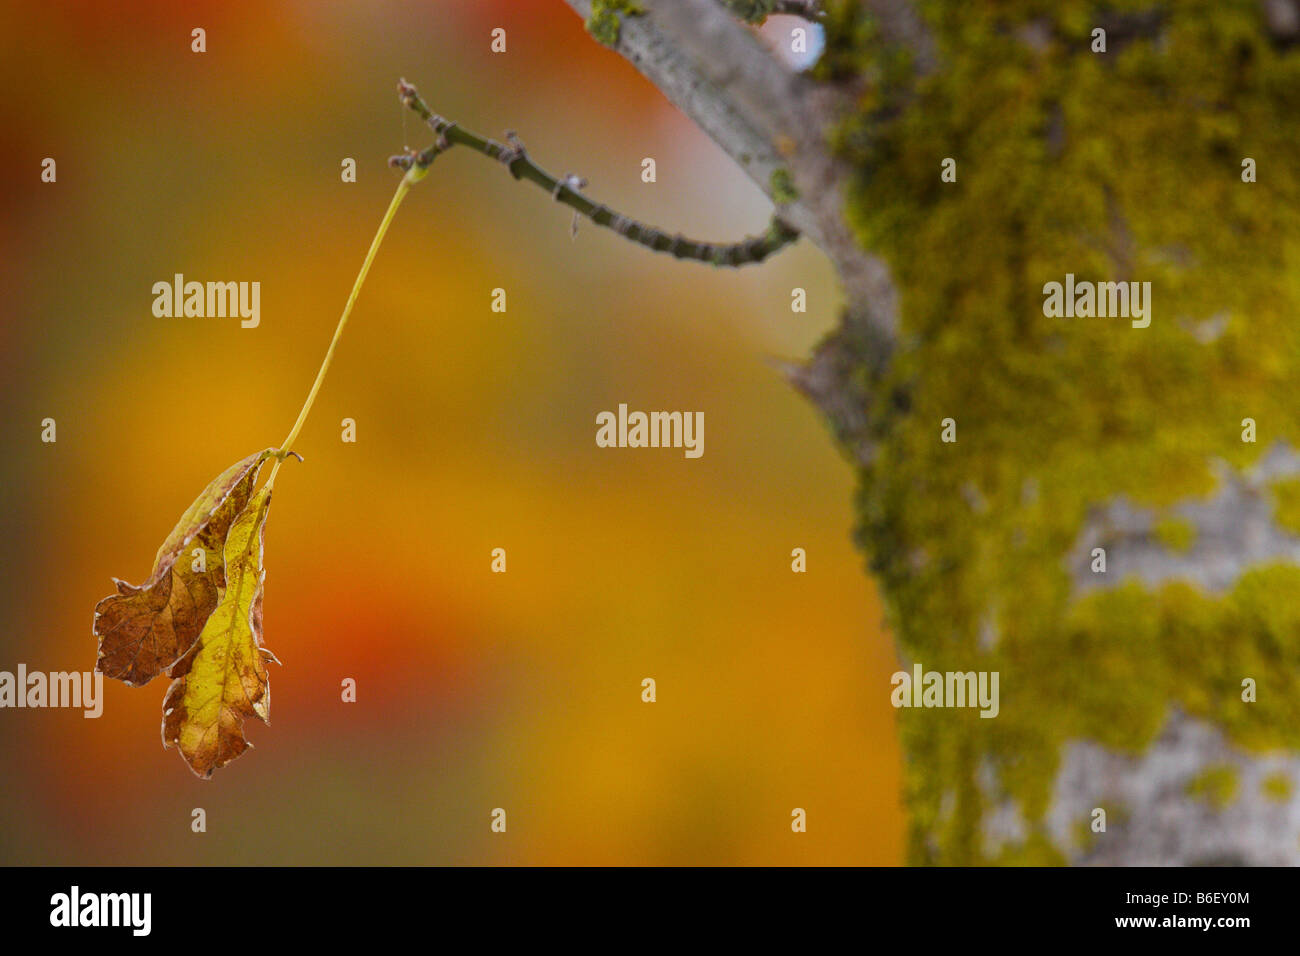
[266,165,425,489]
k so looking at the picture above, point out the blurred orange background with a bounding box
[0,0,902,864]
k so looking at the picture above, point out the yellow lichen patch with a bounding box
[1261,772,1293,802]
[1185,765,1240,810]
[1268,478,1300,537]
[1153,517,1196,554]
[585,0,643,48]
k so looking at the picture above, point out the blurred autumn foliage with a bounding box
[0,0,901,864]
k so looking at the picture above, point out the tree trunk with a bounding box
[573,0,1300,864]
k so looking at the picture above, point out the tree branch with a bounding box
[392,79,797,267]
[646,0,812,173]
[564,0,903,461]
[567,0,793,224]
[567,1,895,301]
[644,1,900,321]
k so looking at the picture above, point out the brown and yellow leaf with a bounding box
[162,484,277,778]
[93,449,281,686]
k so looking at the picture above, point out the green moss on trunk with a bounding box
[820,0,1300,862]
[586,0,644,48]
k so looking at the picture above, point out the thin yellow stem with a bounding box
[268,168,422,488]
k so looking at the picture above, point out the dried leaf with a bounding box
[93,449,280,686]
[162,484,276,778]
